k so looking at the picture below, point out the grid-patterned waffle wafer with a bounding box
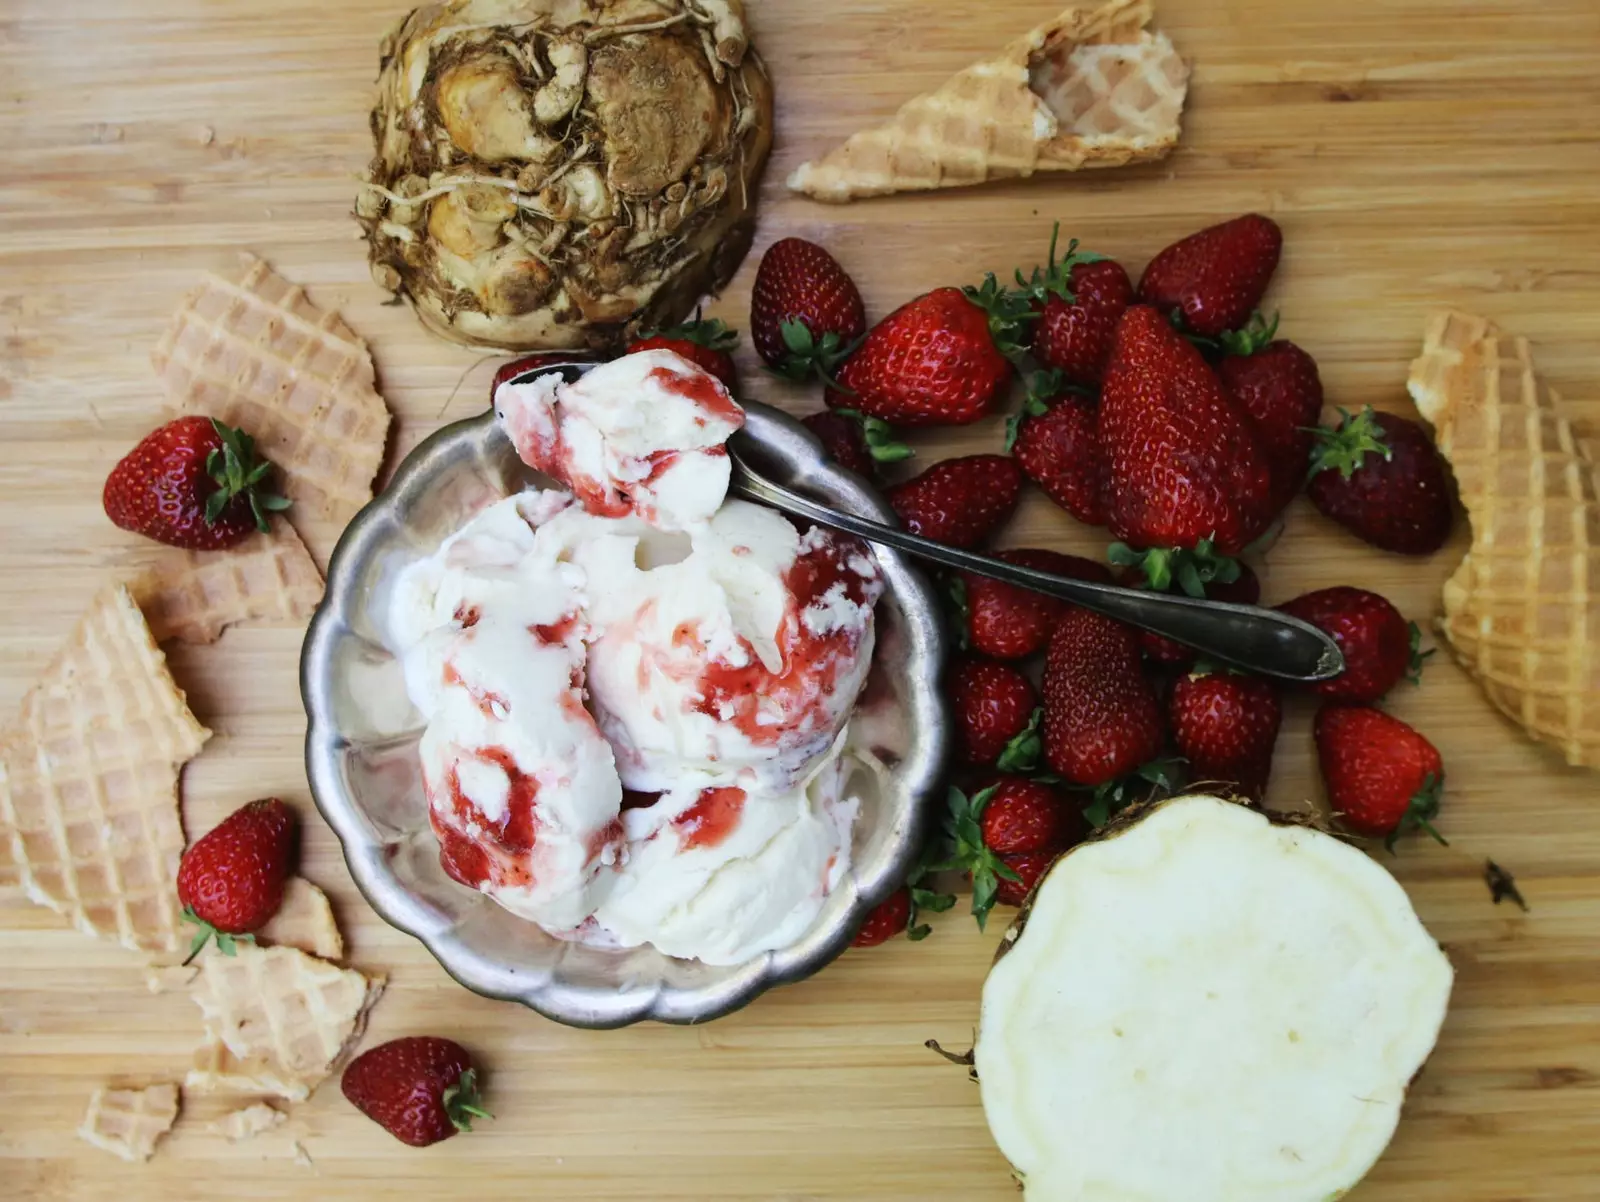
[1408,311,1600,768]
[788,0,1187,202]
[211,1101,287,1142]
[186,944,384,1101]
[151,254,391,565]
[77,1083,180,1162]
[0,586,210,952]
[122,523,324,646]
[258,876,343,961]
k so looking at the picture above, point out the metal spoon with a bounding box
[727,446,1343,684]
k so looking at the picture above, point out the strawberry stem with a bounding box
[1216,311,1280,357]
[1385,772,1446,852]
[180,906,256,965]
[442,1067,493,1133]
[1011,222,1107,305]
[205,419,289,534]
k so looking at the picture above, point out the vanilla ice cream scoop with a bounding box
[495,349,744,530]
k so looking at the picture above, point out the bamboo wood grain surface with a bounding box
[2,0,1599,1198]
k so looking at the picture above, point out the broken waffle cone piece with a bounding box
[185,944,384,1101]
[0,586,210,953]
[788,0,1188,202]
[257,876,343,961]
[151,254,391,566]
[77,1083,180,1162]
[1408,311,1600,769]
[210,1101,288,1142]
[123,523,324,645]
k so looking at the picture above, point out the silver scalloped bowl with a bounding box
[300,399,950,1027]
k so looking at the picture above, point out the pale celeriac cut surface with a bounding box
[976,794,1453,1202]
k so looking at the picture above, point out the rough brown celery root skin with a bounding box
[359,0,773,352]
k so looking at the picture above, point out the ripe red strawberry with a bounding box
[1306,407,1454,555]
[490,351,600,397]
[1117,555,1261,668]
[826,280,1029,426]
[852,886,912,947]
[802,410,911,479]
[627,318,739,391]
[1216,319,1324,515]
[950,657,1039,766]
[994,850,1059,908]
[888,454,1022,548]
[1042,607,1165,786]
[1314,703,1446,848]
[1169,669,1283,801]
[1014,228,1133,387]
[1009,371,1109,526]
[1278,586,1425,703]
[1138,213,1283,338]
[176,798,296,961]
[104,416,290,551]
[1099,306,1274,555]
[342,1036,491,1147]
[979,775,1082,856]
[750,238,866,382]
[945,782,1077,926]
[958,548,1113,660]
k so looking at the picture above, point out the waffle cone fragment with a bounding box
[0,587,210,952]
[77,1083,180,1163]
[124,524,324,645]
[257,876,344,961]
[186,944,384,1101]
[1408,311,1600,768]
[788,0,1188,202]
[151,254,391,565]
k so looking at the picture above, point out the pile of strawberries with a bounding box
[723,218,1458,944]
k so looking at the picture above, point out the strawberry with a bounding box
[1169,668,1283,801]
[826,280,1030,426]
[1041,607,1165,786]
[944,781,1078,927]
[490,351,600,397]
[1278,586,1426,703]
[176,798,296,962]
[802,410,911,479]
[888,454,1022,548]
[852,886,912,946]
[1113,553,1262,668]
[1306,407,1454,555]
[627,317,739,391]
[1014,227,1133,386]
[994,849,1059,909]
[342,1036,491,1147]
[1314,703,1446,848]
[950,657,1040,767]
[1008,370,1109,526]
[979,775,1082,856]
[1137,213,1283,338]
[1216,316,1324,514]
[104,416,290,551]
[1099,306,1274,555]
[957,548,1113,660]
[750,238,867,383]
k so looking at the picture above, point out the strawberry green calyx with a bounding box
[938,785,1020,931]
[963,273,1038,364]
[1012,223,1107,306]
[995,708,1043,774]
[644,315,739,351]
[945,576,971,650]
[204,419,291,534]
[1307,406,1393,481]
[831,407,912,463]
[906,845,957,941]
[1108,537,1241,599]
[180,905,257,965]
[1406,622,1435,685]
[1081,757,1186,829]
[1004,368,1092,451]
[442,1067,494,1133]
[1386,773,1448,853]
[1216,311,1280,358]
[773,318,859,388]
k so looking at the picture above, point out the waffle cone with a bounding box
[258,876,343,961]
[77,1083,179,1162]
[151,254,391,566]
[1408,311,1600,769]
[788,0,1188,202]
[0,586,210,952]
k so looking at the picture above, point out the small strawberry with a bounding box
[104,416,290,551]
[957,548,1113,661]
[826,279,1030,426]
[944,781,1077,927]
[1314,703,1446,848]
[888,454,1022,548]
[802,410,911,479]
[1137,213,1284,338]
[1112,552,1262,668]
[490,351,600,397]
[979,775,1083,857]
[949,657,1039,767]
[1014,226,1133,387]
[627,317,739,391]
[1042,607,1165,786]
[176,798,296,962]
[342,1036,491,1147]
[1169,668,1283,801]
[852,886,912,947]
[1216,316,1324,514]
[750,237,867,383]
[1306,407,1454,555]
[993,849,1059,909]
[1008,370,1109,526]
[1278,586,1426,703]
[1099,306,1274,555]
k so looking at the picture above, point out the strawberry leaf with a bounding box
[963,273,1037,364]
[772,320,859,388]
[1406,622,1435,685]
[1082,757,1187,828]
[1386,772,1447,852]
[995,708,1043,773]
[643,313,739,351]
[1216,311,1280,357]
[1109,540,1240,598]
[1307,406,1392,481]
[945,576,970,651]
[940,785,1015,931]
[860,416,913,463]
[1011,223,1107,305]
[203,418,287,531]
[442,1067,493,1133]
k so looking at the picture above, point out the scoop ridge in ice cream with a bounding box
[389,351,883,964]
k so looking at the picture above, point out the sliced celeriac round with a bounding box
[976,793,1452,1202]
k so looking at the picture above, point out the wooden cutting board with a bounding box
[2,1,1598,1198]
